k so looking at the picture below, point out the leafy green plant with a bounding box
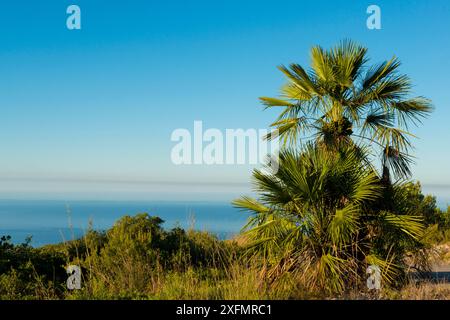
[261,40,432,181]
[234,144,430,293]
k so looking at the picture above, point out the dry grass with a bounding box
[386,282,450,300]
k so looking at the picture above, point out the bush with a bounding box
[70,213,240,298]
[0,236,66,299]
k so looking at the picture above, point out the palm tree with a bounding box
[233,144,429,294]
[261,40,432,181]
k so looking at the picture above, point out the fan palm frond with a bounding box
[261,40,432,179]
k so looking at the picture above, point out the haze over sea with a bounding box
[0,184,448,247]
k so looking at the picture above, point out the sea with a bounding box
[0,186,448,247]
[0,200,249,247]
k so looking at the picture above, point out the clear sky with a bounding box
[0,0,449,200]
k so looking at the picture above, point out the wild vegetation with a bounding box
[1,41,449,299]
[0,200,449,300]
[234,40,442,295]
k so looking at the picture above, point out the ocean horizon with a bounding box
[0,185,448,247]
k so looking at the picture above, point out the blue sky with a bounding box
[0,0,449,200]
